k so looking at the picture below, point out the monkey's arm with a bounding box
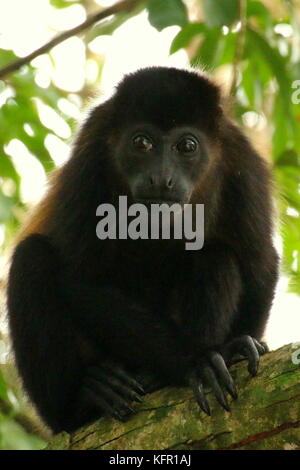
[8,234,88,433]
[180,244,242,350]
[229,246,279,340]
[178,243,267,413]
[8,234,194,431]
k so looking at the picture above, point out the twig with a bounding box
[0,0,141,80]
[230,0,247,96]
[0,396,48,439]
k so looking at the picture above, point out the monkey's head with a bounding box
[112,67,222,206]
[78,67,223,207]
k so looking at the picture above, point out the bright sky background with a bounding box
[0,0,299,350]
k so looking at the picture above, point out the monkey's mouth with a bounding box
[136,198,182,208]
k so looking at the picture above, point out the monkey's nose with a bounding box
[149,174,174,190]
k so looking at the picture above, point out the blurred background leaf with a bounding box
[202,0,239,27]
[147,0,188,31]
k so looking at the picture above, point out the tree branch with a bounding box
[47,344,300,450]
[0,0,142,80]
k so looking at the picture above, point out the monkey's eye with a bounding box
[176,137,198,154]
[132,135,153,152]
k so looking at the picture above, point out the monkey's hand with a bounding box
[189,336,267,416]
[220,335,268,375]
[189,351,237,416]
[81,362,145,421]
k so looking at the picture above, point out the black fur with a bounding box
[7,67,279,433]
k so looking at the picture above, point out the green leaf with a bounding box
[276,150,300,168]
[288,274,300,295]
[86,2,144,43]
[275,167,300,214]
[191,27,222,69]
[0,152,20,183]
[0,370,9,402]
[244,27,300,156]
[0,190,14,222]
[0,420,45,450]
[246,27,291,103]
[279,212,300,295]
[241,55,272,109]
[202,0,239,27]
[50,0,78,9]
[216,31,236,65]
[241,62,256,107]
[0,49,17,68]
[272,95,298,159]
[170,23,206,54]
[147,0,188,31]
[86,14,129,42]
[246,1,272,30]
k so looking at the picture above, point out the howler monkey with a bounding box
[7,67,279,433]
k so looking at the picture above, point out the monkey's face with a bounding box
[115,124,210,206]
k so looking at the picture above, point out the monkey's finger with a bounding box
[87,366,143,403]
[139,378,166,394]
[104,363,145,394]
[82,386,127,421]
[85,377,136,415]
[209,352,238,400]
[240,336,260,376]
[252,338,268,355]
[201,365,230,412]
[261,341,269,353]
[259,341,270,353]
[226,353,245,367]
[189,374,211,416]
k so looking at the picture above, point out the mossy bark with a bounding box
[47,343,300,450]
